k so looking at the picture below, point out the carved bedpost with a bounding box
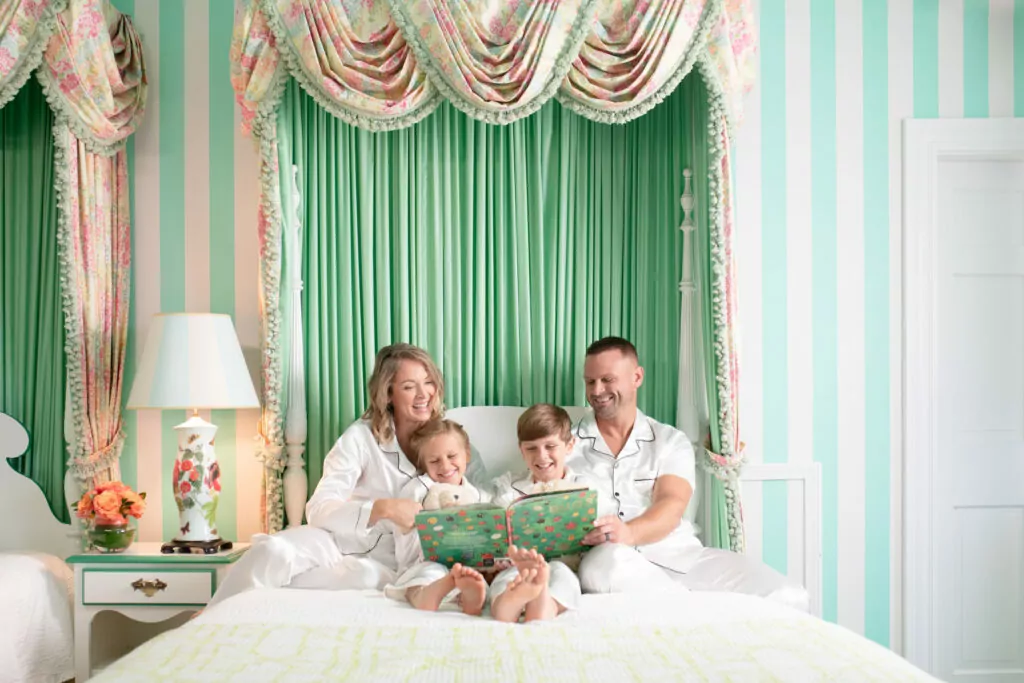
[677,169,702,442]
[283,166,308,528]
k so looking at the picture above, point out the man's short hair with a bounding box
[517,403,573,444]
[585,336,639,362]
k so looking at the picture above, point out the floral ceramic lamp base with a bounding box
[163,414,231,555]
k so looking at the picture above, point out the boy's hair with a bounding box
[585,336,639,362]
[517,404,573,444]
[409,419,471,473]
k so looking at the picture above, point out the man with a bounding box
[571,336,808,611]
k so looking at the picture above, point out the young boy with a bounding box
[383,419,490,615]
[489,403,587,623]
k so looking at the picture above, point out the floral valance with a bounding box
[0,0,147,153]
[231,0,756,133]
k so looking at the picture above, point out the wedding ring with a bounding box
[605,532,611,542]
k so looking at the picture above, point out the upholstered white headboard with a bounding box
[446,405,589,478]
[0,412,79,558]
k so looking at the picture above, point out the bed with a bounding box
[88,406,937,682]
[0,412,79,683]
[91,588,934,682]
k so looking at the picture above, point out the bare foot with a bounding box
[407,573,457,612]
[522,557,561,622]
[452,563,487,616]
[491,567,546,623]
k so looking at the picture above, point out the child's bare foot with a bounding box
[452,563,487,616]
[408,573,457,612]
[521,557,561,622]
[491,567,546,623]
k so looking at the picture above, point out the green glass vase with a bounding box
[88,523,136,553]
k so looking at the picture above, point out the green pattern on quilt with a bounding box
[94,620,936,682]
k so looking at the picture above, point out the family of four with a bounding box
[208,337,807,619]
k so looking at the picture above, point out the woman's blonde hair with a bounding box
[361,343,445,444]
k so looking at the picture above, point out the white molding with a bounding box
[901,118,1024,672]
[703,461,823,618]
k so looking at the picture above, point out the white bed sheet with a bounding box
[94,587,937,682]
[0,552,74,683]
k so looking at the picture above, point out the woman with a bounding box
[209,343,486,607]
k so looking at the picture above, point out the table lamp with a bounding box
[126,313,260,554]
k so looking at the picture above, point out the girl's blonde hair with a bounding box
[361,343,445,444]
[408,419,471,474]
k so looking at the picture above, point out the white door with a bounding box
[905,119,1024,682]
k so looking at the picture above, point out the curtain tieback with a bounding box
[700,441,746,481]
[70,428,126,480]
[255,416,286,471]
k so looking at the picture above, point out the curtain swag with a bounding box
[231,0,757,134]
[0,0,147,491]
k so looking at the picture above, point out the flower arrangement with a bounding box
[76,480,147,527]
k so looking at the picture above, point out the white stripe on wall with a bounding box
[887,0,915,655]
[733,0,764,561]
[834,0,866,636]
[132,0,162,543]
[784,0,812,582]
[989,0,1015,117]
[234,105,263,541]
[939,0,965,118]
[184,0,211,313]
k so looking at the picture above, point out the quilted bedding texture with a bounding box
[92,587,937,682]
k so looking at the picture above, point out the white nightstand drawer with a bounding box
[82,569,215,606]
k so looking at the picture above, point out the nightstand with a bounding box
[67,541,248,681]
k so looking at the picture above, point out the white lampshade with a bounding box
[127,313,260,410]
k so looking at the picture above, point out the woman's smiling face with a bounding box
[389,359,437,426]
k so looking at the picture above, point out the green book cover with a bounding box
[415,489,598,569]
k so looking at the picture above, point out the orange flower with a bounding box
[76,493,94,519]
[124,491,146,519]
[94,490,122,519]
[96,480,129,494]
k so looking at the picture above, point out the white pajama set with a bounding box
[569,410,703,595]
[487,469,588,611]
[383,475,487,603]
[208,418,490,608]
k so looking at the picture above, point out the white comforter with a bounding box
[94,588,937,682]
[0,552,74,683]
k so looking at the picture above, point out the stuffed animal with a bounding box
[421,483,482,511]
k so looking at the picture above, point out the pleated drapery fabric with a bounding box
[277,77,710,495]
[0,78,67,521]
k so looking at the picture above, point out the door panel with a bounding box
[935,156,1024,682]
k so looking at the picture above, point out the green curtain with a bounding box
[277,76,712,491]
[0,78,68,522]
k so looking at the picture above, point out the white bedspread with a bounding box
[0,552,74,683]
[94,588,937,682]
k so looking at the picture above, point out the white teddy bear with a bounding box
[421,483,482,511]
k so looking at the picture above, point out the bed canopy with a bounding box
[0,0,147,512]
[232,0,756,552]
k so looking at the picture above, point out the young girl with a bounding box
[489,404,588,623]
[383,419,490,615]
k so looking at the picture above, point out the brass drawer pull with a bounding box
[131,578,168,598]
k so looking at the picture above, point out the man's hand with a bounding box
[369,498,423,533]
[582,515,636,546]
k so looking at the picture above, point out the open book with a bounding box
[414,489,598,569]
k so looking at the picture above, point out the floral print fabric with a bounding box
[231,0,757,128]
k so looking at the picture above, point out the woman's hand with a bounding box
[369,498,423,533]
